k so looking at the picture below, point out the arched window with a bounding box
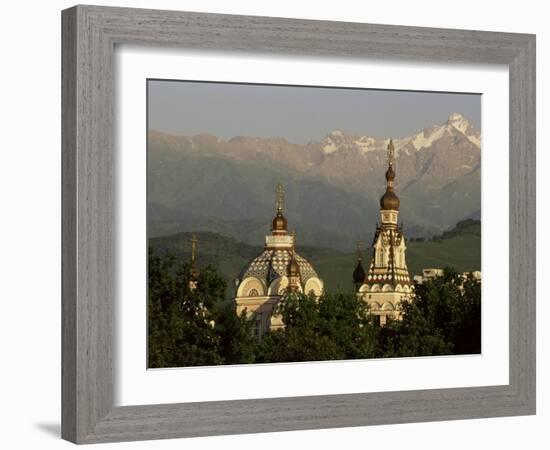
[377,249,385,267]
[248,288,259,297]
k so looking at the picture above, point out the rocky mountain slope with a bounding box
[148,113,481,251]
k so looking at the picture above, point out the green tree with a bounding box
[256,291,377,362]
[380,267,481,357]
[212,301,256,365]
[148,248,223,368]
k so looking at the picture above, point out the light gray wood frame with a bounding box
[62,4,536,444]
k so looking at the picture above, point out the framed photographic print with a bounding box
[62,4,536,444]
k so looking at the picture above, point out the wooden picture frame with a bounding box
[61,5,536,444]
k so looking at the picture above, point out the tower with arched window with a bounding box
[234,184,324,337]
[354,140,413,324]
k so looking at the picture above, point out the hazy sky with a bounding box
[148,79,481,144]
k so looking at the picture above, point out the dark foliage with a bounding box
[256,291,378,363]
[148,250,481,367]
[379,268,481,357]
[148,248,255,368]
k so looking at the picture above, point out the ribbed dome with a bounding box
[240,249,318,286]
[353,260,365,284]
[380,190,400,210]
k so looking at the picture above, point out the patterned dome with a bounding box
[240,248,319,286]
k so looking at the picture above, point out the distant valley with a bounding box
[149,219,481,295]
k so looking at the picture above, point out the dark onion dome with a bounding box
[353,259,366,284]
[287,254,301,277]
[272,209,288,232]
[380,189,400,210]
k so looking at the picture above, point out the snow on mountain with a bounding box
[409,126,447,151]
[446,112,481,147]
[149,113,481,237]
[321,131,386,155]
[397,113,480,152]
[322,142,338,154]
[319,113,480,158]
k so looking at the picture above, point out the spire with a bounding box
[387,139,395,167]
[276,183,284,212]
[379,139,400,211]
[190,234,197,267]
[385,139,396,187]
[271,183,288,234]
[189,234,199,290]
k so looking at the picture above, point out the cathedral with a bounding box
[233,184,324,337]
[353,140,413,324]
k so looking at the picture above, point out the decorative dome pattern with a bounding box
[240,249,319,286]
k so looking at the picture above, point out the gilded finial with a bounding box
[291,229,297,246]
[190,234,198,265]
[276,183,284,212]
[387,139,395,167]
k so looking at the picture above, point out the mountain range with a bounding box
[148,113,481,252]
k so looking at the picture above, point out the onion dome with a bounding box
[271,183,288,234]
[353,259,366,284]
[380,189,400,210]
[272,209,288,232]
[380,141,400,210]
[287,254,301,277]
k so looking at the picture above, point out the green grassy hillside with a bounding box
[405,219,481,276]
[149,219,481,297]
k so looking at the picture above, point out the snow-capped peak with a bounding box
[447,113,472,134]
[319,114,480,156]
[446,113,481,147]
[410,125,447,151]
[322,130,349,154]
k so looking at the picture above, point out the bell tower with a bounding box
[356,140,413,324]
